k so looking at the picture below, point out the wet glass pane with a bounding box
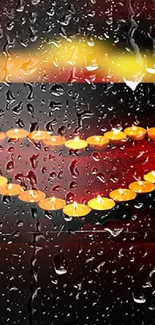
[0,0,155,324]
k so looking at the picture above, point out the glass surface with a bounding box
[0,1,155,324]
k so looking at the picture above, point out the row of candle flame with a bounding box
[0,170,155,217]
[0,125,155,150]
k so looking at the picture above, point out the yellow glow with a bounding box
[0,39,155,82]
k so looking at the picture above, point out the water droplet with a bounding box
[53,254,67,275]
[132,293,146,304]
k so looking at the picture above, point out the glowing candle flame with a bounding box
[113,129,120,135]
[14,129,19,133]
[30,190,36,197]
[8,184,13,190]
[95,136,100,142]
[132,126,137,131]
[51,137,56,142]
[51,197,55,204]
[35,131,41,136]
[138,181,143,186]
[74,136,79,142]
[118,188,124,195]
[152,171,155,176]
[73,201,78,209]
[97,195,102,203]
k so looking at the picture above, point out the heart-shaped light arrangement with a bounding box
[0,125,155,218]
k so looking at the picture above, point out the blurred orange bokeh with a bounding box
[0,39,155,82]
